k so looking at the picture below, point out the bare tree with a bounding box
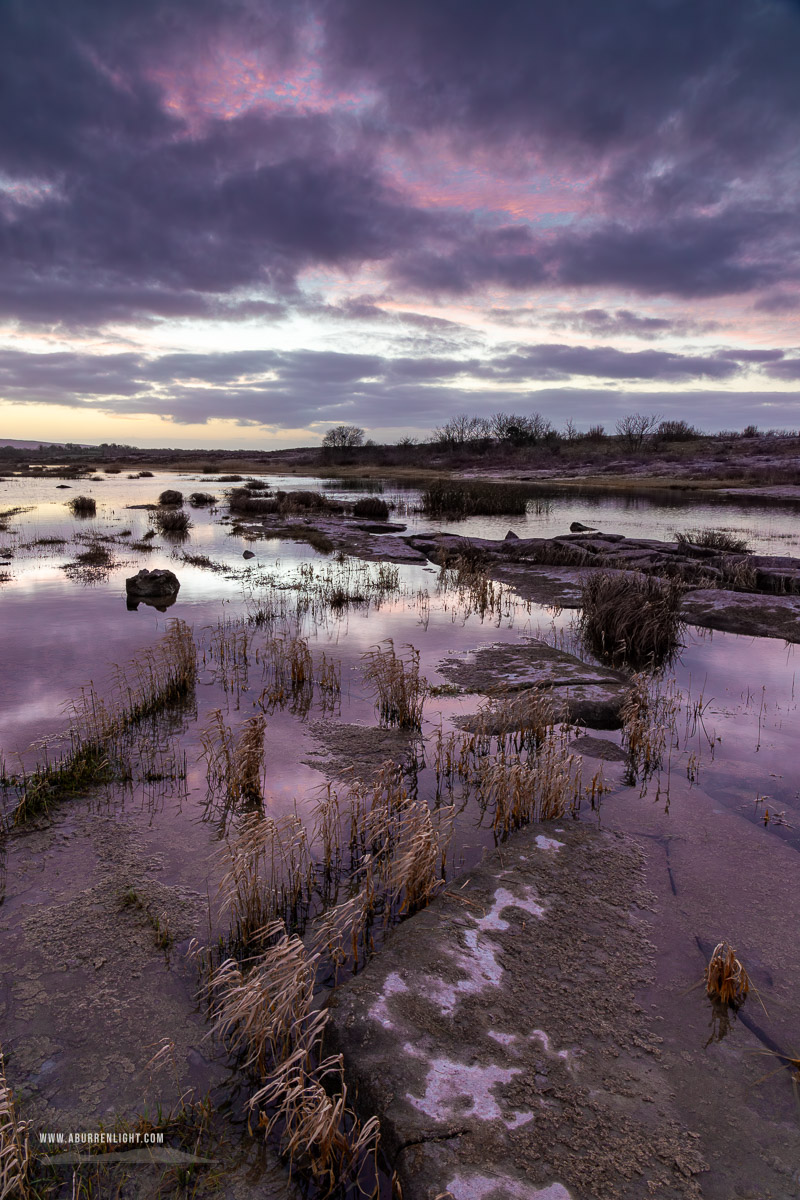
[489,411,553,445]
[322,424,365,448]
[433,414,491,446]
[615,412,662,449]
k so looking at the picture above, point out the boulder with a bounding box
[242,550,255,559]
[569,520,596,532]
[125,568,180,598]
[504,529,520,540]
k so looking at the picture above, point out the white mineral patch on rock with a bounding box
[530,1029,574,1063]
[445,1170,573,1199]
[429,885,546,1015]
[534,835,565,852]
[369,971,409,1030]
[403,1048,523,1125]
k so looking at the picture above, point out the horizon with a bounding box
[1,1,799,448]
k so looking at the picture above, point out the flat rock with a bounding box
[438,638,629,728]
[681,588,800,642]
[326,824,706,1200]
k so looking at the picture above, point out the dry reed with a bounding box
[12,621,196,823]
[362,640,426,729]
[580,571,685,667]
[67,495,96,517]
[200,711,267,815]
[705,941,749,1043]
[0,1046,30,1200]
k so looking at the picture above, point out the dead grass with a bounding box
[0,1044,31,1199]
[579,571,685,667]
[10,621,196,824]
[207,762,455,1196]
[67,495,96,517]
[434,693,583,837]
[362,640,426,729]
[676,528,751,554]
[351,497,389,520]
[705,941,750,1044]
[152,508,191,535]
[200,711,267,816]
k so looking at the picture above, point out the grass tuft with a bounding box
[705,941,749,1044]
[362,640,426,729]
[676,528,751,554]
[67,495,96,517]
[579,571,685,668]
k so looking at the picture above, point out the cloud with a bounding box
[2,343,794,435]
[1,0,799,337]
[545,308,720,340]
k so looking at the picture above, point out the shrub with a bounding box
[656,419,702,441]
[352,497,390,520]
[188,492,217,506]
[158,489,183,506]
[579,571,685,668]
[67,495,96,517]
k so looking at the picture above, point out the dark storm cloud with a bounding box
[0,3,796,338]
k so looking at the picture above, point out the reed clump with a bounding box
[188,491,217,506]
[705,941,749,1043]
[619,673,679,790]
[201,711,267,816]
[422,479,530,519]
[209,927,380,1197]
[362,640,426,729]
[676,528,750,554]
[157,489,183,506]
[67,495,96,517]
[152,508,191,535]
[579,571,685,668]
[434,693,583,835]
[352,497,389,520]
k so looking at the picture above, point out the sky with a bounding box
[1,0,799,449]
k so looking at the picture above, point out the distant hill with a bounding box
[0,438,94,449]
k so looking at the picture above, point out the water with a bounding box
[2,467,800,1196]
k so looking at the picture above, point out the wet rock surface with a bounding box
[680,588,800,642]
[326,824,706,1200]
[438,638,629,728]
[406,531,800,640]
[125,567,181,597]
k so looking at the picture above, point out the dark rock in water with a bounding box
[125,568,180,599]
[243,549,255,559]
[570,521,596,532]
[56,484,72,489]
[504,529,520,540]
[157,489,183,506]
